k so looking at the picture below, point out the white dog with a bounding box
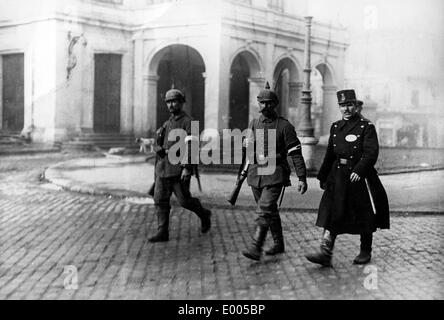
[136,138,155,153]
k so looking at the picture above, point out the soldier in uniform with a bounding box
[242,82,308,261]
[305,89,390,266]
[148,88,211,242]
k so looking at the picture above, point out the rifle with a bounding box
[193,164,202,192]
[148,182,155,197]
[228,159,250,206]
[147,124,167,198]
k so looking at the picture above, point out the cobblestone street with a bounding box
[0,156,442,300]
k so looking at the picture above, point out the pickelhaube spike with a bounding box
[257,80,278,103]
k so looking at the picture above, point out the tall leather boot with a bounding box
[353,233,373,264]
[199,208,212,234]
[179,195,211,233]
[242,225,268,261]
[305,229,336,267]
[148,210,169,242]
[265,216,285,255]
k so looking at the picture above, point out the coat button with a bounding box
[357,135,360,137]
[333,144,336,147]
[354,146,357,149]
[333,134,336,137]
[337,166,340,168]
[350,155,354,158]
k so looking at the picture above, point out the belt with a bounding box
[338,158,350,165]
[257,154,282,161]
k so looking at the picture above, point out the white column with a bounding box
[288,81,302,127]
[0,55,2,130]
[298,16,318,171]
[120,50,133,134]
[23,49,34,135]
[146,74,158,134]
[132,38,144,136]
[321,84,338,136]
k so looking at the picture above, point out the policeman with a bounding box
[242,82,308,261]
[305,89,390,266]
[148,88,211,242]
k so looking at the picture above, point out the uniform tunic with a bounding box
[247,114,306,187]
[246,113,307,227]
[155,111,193,178]
[153,110,204,216]
[316,114,390,235]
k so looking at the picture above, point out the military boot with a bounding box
[148,210,169,242]
[305,229,336,267]
[242,225,268,261]
[200,208,212,233]
[353,233,372,264]
[265,216,285,255]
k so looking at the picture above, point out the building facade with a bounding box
[297,0,444,148]
[1,0,443,148]
[0,0,346,144]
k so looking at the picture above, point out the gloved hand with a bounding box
[298,180,308,194]
[156,148,166,158]
[181,167,192,183]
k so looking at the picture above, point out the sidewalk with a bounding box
[0,143,60,155]
[44,153,444,213]
[1,150,443,300]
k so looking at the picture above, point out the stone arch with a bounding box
[272,56,301,123]
[228,47,263,78]
[147,44,206,130]
[228,50,263,130]
[312,61,338,138]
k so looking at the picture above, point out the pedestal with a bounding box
[300,136,318,172]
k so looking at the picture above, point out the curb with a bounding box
[0,147,60,156]
[43,169,444,216]
[43,155,444,215]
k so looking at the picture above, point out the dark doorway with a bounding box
[93,54,121,133]
[229,55,250,130]
[274,68,290,117]
[156,45,205,131]
[2,54,24,131]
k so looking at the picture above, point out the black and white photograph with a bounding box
[0,0,443,305]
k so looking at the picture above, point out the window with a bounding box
[363,5,378,30]
[411,90,419,108]
[146,0,176,4]
[268,0,284,12]
[377,120,395,147]
[94,0,123,4]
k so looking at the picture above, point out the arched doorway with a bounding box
[312,63,336,138]
[228,51,261,130]
[273,57,299,124]
[155,45,205,130]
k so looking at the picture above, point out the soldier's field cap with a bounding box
[337,89,357,105]
[257,82,279,103]
[165,89,185,102]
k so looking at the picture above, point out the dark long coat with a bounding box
[316,115,390,235]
